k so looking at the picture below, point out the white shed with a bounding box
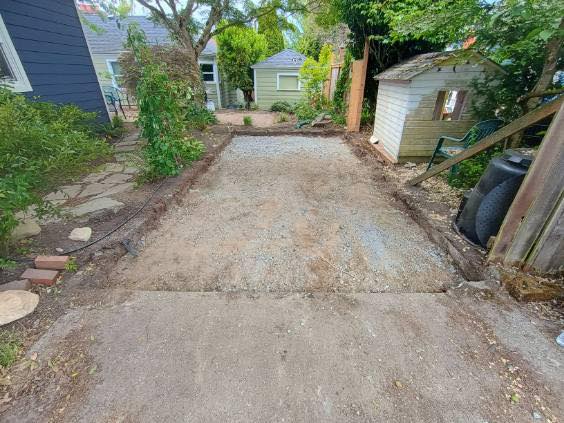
[370,50,503,163]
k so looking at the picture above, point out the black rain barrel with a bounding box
[455,150,533,248]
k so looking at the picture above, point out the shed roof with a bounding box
[375,50,502,81]
[82,14,217,57]
[251,49,306,69]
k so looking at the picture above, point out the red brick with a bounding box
[34,255,69,270]
[21,268,59,286]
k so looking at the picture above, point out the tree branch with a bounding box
[518,88,564,103]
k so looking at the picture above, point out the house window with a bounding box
[277,73,300,91]
[200,63,215,82]
[433,90,467,121]
[107,60,123,88]
[0,14,32,92]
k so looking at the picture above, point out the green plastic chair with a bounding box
[426,119,504,174]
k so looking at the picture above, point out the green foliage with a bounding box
[0,258,16,270]
[360,99,375,126]
[0,330,22,368]
[447,146,503,189]
[257,2,285,56]
[64,257,78,272]
[277,112,290,123]
[0,88,111,253]
[185,104,218,130]
[295,31,323,61]
[292,98,323,121]
[270,101,293,113]
[243,116,253,126]
[217,25,268,109]
[332,49,353,115]
[381,0,564,119]
[299,44,333,109]
[126,24,204,180]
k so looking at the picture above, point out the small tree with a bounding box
[299,44,333,108]
[258,2,286,56]
[216,26,268,109]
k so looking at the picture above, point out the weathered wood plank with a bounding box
[489,101,564,270]
[407,97,563,186]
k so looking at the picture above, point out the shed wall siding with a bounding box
[0,0,109,121]
[371,81,410,160]
[398,63,487,159]
[255,68,303,110]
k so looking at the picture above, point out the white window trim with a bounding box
[106,59,122,89]
[276,72,300,91]
[199,59,221,109]
[0,14,32,92]
[199,60,216,83]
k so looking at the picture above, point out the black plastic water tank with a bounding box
[455,150,533,248]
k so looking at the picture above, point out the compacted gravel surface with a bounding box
[111,136,457,293]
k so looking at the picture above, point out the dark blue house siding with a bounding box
[0,0,109,122]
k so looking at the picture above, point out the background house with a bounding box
[0,0,109,121]
[82,14,238,109]
[370,50,502,163]
[252,49,306,110]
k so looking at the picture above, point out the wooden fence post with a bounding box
[346,39,369,133]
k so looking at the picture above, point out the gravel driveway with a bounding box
[111,136,457,293]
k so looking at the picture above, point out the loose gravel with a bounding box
[110,136,457,293]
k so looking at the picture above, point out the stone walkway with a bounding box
[44,132,143,218]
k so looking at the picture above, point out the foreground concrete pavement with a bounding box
[7,291,562,422]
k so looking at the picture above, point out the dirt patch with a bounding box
[215,110,297,128]
[344,131,488,281]
[108,135,457,293]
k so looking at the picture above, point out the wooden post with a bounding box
[346,39,369,133]
[407,97,563,186]
[489,101,564,272]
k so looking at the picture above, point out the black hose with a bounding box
[60,178,167,255]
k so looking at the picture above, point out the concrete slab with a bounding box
[93,182,134,199]
[79,183,115,198]
[14,292,557,422]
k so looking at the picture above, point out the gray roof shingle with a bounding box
[82,14,217,56]
[375,50,502,80]
[251,49,306,69]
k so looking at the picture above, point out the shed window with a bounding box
[277,73,300,91]
[433,90,467,121]
[200,63,215,82]
[0,14,32,92]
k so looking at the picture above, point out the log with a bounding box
[407,97,563,186]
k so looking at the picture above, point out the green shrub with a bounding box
[0,88,111,254]
[243,116,253,126]
[292,99,323,121]
[360,99,375,127]
[126,24,204,180]
[270,101,293,113]
[277,112,289,123]
[185,104,218,130]
[447,145,503,189]
[333,50,352,115]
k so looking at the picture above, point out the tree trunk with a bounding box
[524,18,563,113]
[243,90,253,110]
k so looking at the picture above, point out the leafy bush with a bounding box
[126,24,204,180]
[243,116,253,126]
[292,98,323,121]
[447,146,503,189]
[270,101,293,113]
[332,50,352,115]
[0,88,111,253]
[185,104,218,130]
[277,112,289,123]
[299,44,332,110]
[360,99,375,127]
